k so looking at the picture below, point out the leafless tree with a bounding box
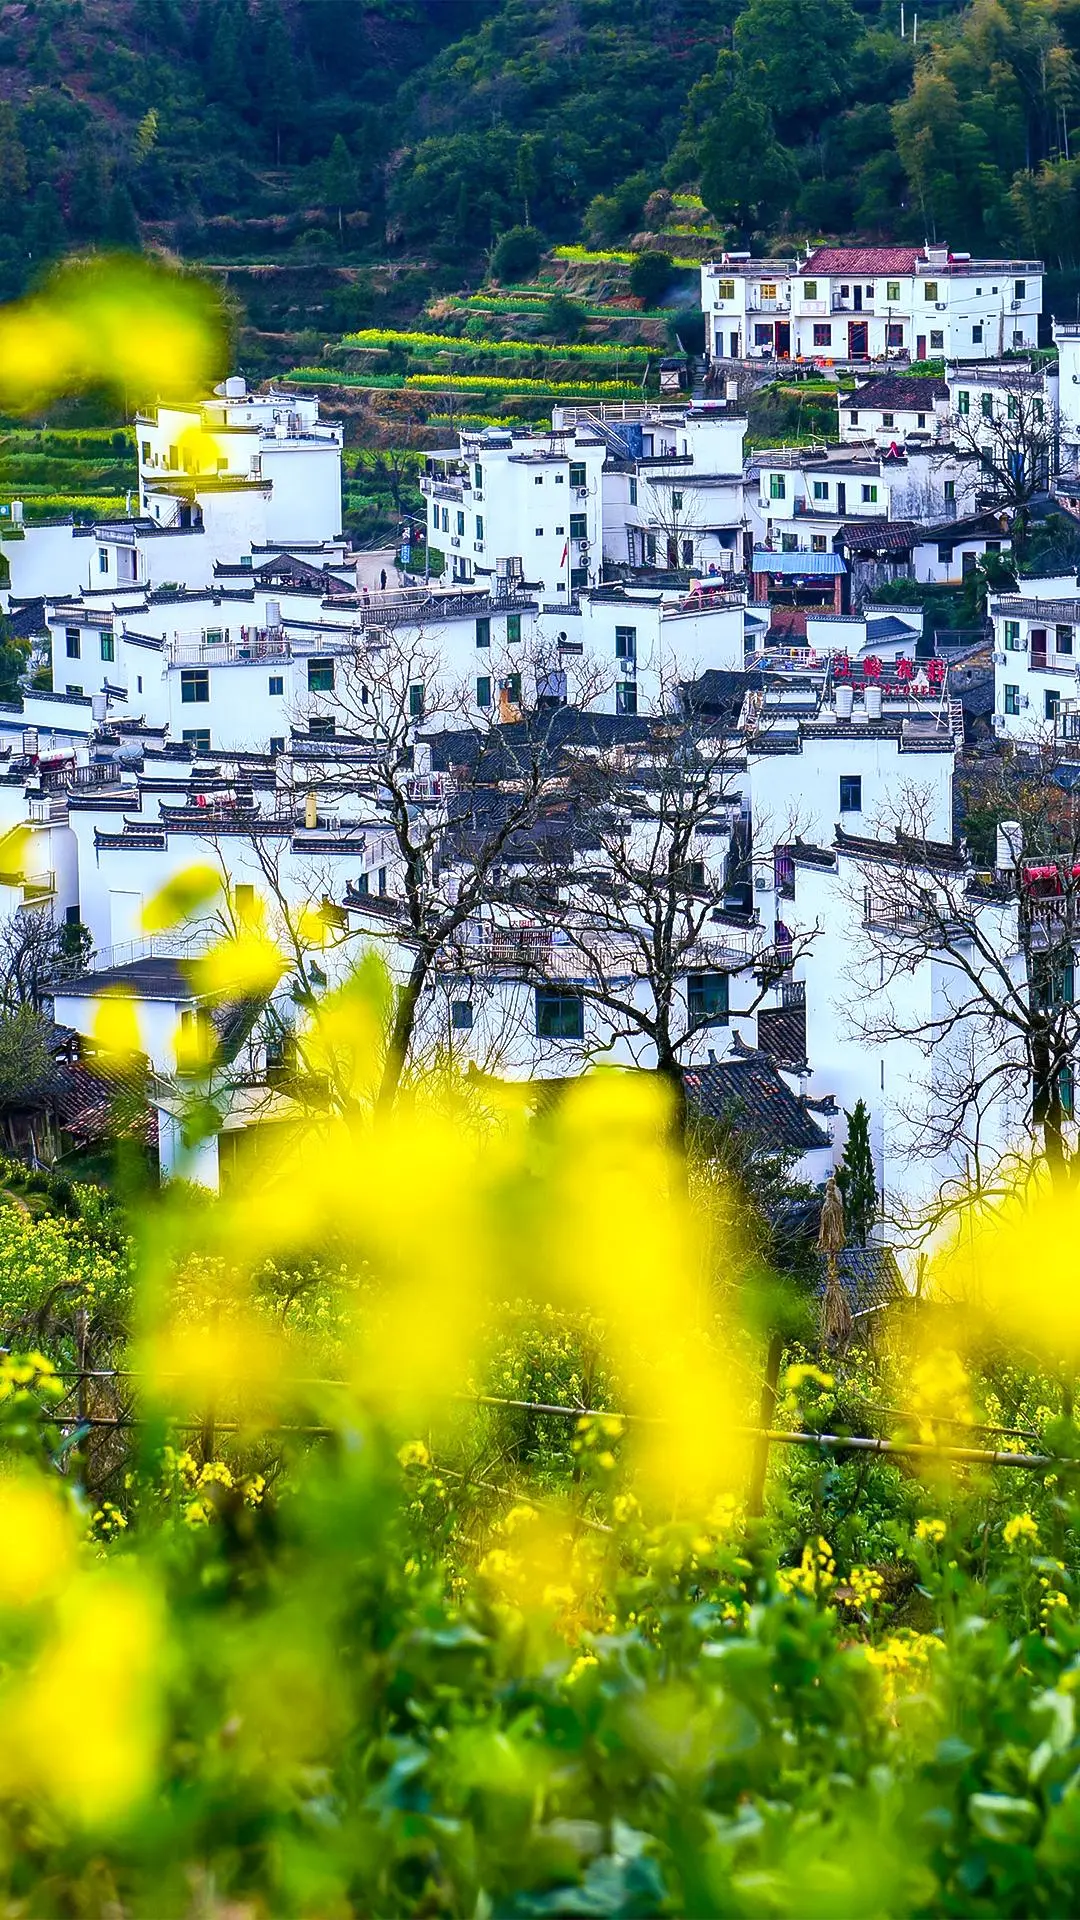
[300,618,594,1110]
[0,908,90,1012]
[522,711,817,1154]
[840,776,1080,1228]
[948,369,1057,548]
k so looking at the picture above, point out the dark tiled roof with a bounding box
[815,1245,906,1312]
[682,667,764,718]
[684,1056,829,1154]
[848,375,948,410]
[865,613,921,642]
[837,519,917,553]
[803,245,923,275]
[56,957,197,1001]
[835,825,966,871]
[757,1002,807,1067]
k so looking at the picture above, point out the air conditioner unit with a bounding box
[754,876,769,892]
[992,650,1007,665]
[992,713,1006,733]
[450,536,461,548]
[936,302,947,311]
[1021,694,1031,708]
[575,487,589,498]
[474,491,484,502]
[474,542,485,553]
[1010,299,1022,310]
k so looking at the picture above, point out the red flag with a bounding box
[560,540,569,567]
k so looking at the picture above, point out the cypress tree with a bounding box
[836,1099,877,1247]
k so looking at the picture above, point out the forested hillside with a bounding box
[2,0,1080,311]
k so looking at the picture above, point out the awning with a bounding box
[752,549,846,577]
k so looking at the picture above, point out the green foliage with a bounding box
[490,225,544,284]
[836,1098,877,1247]
[0,1006,51,1108]
[628,249,674,306]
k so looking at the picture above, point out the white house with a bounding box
[990,586,1080,741]
[838,374,951,446]
[420,425,607,598]
[703,247,1043,366]
[136,378,344,557]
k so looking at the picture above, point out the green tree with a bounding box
[255,0,295,162]
[104,181,140,250]
[697,66,795,236]
[490,224,542,284]
[836,1100,876,1247]
[734,0,860,136]
[629,250,673,307]
[25,185,65,265]
[0,1005,52,1108]
[0,107,27,237]
[322,133,357,240]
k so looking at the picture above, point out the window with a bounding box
[1058,625,1074,655]
[687,972,729,1026]
[474,463,482,489]
[234,883,255,920]
[569,513,587,539]
[1034,397,1045,422]
[137,675,143,694]
[930,330,944,351]
[886,325,904,349]
[944,478,956,503]
[781,532,798,552]
[269,674,284,695]
[882,412,894,428]
[813,324,832,347]
[761,282,776,300]
[97,548,108,575]
[409,682,424,719]
[811,535,827,553]
[536,988,584,1040]
[506,613,521,644]
[861,484,878,504]
[803,279,817,299]
[307,658,333,692]
[925,281,938,300]
[813,479,829,500]
[849,410,859,425]
[629,478,637,505]
[840,284,850,298]
[1046,689,1061,722]
[616,681,638,715]
[716,278,735,300]
[534,474,544,485]
[99,632,114,663]
[181,667,209,704]
[475,515,484,541]
[1004,684,1021,714]
[917,413,927,428]
[769,473,786,500]
[1016,278,1026,300]
[476,616,490,649]
[1004,620,1023,650]
[269,736,285,756]
[451,1000,473,1031]
[937,543,953,563]
[66,684,81,696]
[456,511,465,536]
[981,392,993,420]
[972,323,983,344]
[957,390,970,415]
[754,324,773,346]
[615,625,636,660]
[504,672,522,704]
[555,525,564,535]
[182,728,210,751]
[671,491,683,511]
[308,716,336,738]
[1008,393,1019,420]
[569,462,586,488]
[886,280,900,302]
[839,775,862,813]
[441,507,449,533]
[141,440,150,462]
[476,675,491,708]
[65,627,80,659]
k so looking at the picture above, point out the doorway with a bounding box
[848,321,869,359]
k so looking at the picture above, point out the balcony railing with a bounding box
[166,626,290,666]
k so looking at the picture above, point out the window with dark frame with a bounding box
[535,988,584,1040]
[839,775,862,812]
